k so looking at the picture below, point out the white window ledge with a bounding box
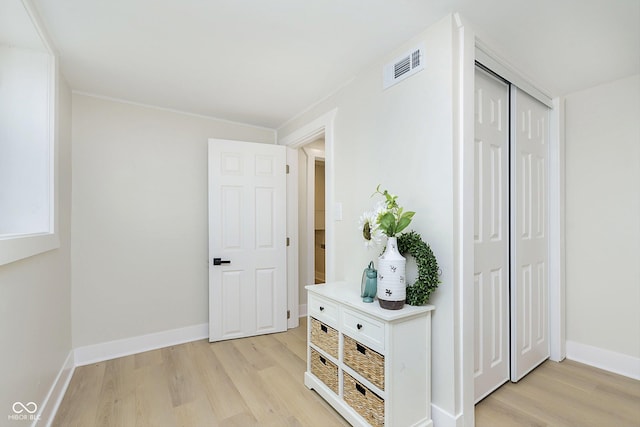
[0,232,60,266]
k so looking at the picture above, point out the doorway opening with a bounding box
[298,139,326,306]
[313,158,326,283]
[280,108,336,326]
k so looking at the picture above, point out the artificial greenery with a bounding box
[372,185,415,237]
[397,231,440,305]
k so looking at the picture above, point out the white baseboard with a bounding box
[566,340,640,380]
[299,303,308,317]
[34,350,75,427]
[74,323,209,366]
[431,403,463,427]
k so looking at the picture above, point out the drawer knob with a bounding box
[319,306,325,311]
[357,323,363,330]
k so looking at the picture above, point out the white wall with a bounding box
[71,95,275,347]
[280,15,460,421]
[565,74,640,362]
[0,73,72,421]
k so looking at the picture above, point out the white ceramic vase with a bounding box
[377,236,406,310]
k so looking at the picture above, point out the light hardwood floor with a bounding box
[53,318,348,427]
[475,358,640,427]
[54,318,640,426]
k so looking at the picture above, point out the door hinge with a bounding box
[286,164,290,174]
[287,310,291,319]
[286,237,290,247]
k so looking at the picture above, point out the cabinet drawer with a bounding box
[343,335,385,390]
[310,317,338,359]
[342,308,385,352]
[308,294,338,325]
[344,372,384,427]
[310,348,339,395]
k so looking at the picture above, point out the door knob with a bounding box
[213,258,231,266]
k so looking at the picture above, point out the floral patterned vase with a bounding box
[377,237,406,310]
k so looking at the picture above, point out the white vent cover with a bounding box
[383,45,425,89]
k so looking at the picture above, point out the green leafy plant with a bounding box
[397,231,440,305]
[359,185,415,248]
[372,185,415,238]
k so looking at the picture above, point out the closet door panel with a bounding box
[510,87,550,382]
[474,67,510,402]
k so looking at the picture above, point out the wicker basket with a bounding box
[343,335,385,390]
[310,348,338,394]
[343,372,385,427]
[310,317,339,358]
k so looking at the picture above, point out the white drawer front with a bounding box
[308,294,339,326]
[342,308,385,352]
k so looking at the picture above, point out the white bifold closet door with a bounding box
[474,67,550,402]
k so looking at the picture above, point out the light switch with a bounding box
[334,202,343,221]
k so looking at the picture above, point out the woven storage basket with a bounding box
[343,335,385,390]
[344,372,385,427]
[310,348,338,394]
[310,317,339,359]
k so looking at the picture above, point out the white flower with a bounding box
[358,210,383,248]
[358,186,415,247]
[373,200,386,221]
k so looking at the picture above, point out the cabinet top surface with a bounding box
[306,282,434,322]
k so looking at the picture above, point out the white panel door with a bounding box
[510,87,550,381]
[208,139,287,342]
[474,68,510,402]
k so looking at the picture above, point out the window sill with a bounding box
[0,232,60,266]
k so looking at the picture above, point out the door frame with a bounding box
[279,109,337,328]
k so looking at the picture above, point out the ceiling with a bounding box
[31,0,640,129]
[1,0,46,50]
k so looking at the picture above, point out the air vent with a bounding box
[383,45,425,89]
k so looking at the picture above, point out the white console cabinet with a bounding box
[305,282,434,427]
